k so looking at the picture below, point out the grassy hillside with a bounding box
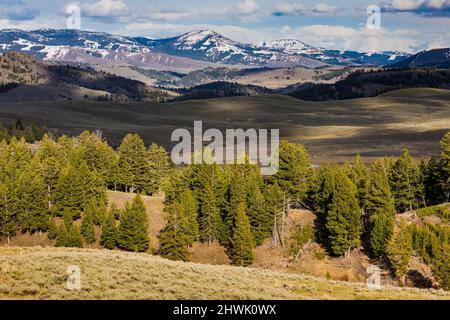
[0,246,448,300]
[0,88,448,162]
[0,52,170,102]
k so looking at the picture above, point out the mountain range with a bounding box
[0,28,412,71]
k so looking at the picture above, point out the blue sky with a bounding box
[0,0,449,52]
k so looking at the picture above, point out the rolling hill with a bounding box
[289,68,450,101]
[0,246,448,300]
[0,52,171,102]
[0,88,448,163]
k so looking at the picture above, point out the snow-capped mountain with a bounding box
[260,39,410,66]
[0,28,411,70]
[0,29,214,70]
[134,30,326,68]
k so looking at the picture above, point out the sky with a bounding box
[0,0,449,53]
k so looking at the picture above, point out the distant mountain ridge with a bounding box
[260,39,410,66]
[0,28,412,70]
[387,48,450,68]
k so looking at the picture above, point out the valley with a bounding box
[0,88,448,163]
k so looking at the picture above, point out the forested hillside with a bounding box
[0,52,169,102]
[290,69,450,101]
[0,131,448,290]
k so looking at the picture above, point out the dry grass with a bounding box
[0,246,448,300]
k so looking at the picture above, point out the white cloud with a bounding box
[294,24,422,52]
[382,0,450,16]
[273,3,306,16]
[235,0,259,15]
[82,0,129,18]
[312,3,339,14]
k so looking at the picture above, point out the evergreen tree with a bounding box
[247,172,269,246]
[35,135,63,210]
[53,162,84,217]
[198,182,222,246]
[47,217,58,240]
[269,141,312,204]
[390,148,423,212]
[15,156,49,233]
[439,132,450,202]
[81,208,96,244]
[230,202,255,266]
[0,182,16,243]
[222,165,247,245]
[55,210,83,248]
[325,170,362,257]
[344,154,369,208]
[178,188,198,245]
[100,209,117,250]
[76,131,118,187]
[311,164,337,245]
[146,143,172,195]
[118,194,150,252]
[117,134,149,193]
[158,202,191,261]
[365,160,396,258]
[387,221,413,284]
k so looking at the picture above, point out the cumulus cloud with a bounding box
[82,0,129,18]
[381,0,450,16]
[272,3,306,16]
[312,3,339,14]
[235,0,259,15]
[294,24,422,52]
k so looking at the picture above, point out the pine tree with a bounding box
[387,221,413,284]
[0,182,16,243]
[53,162,84,217]
[269,141,312,204]
[344,154,369,208]
[55,210,83,248]
[35,134,63,210]
[47,217,58,240]
[198,182,222,246]
[117,134,149,193]
[109,203,121,220]
[178,188,198,245]
[76,131,118,187]
[158,202,191,261]
[222,165,247,245]
[325,170,362,257]
[439,132,450,202]
[230,202,255,266]
[311,164,337,245]
[81,208,96,244]
[247,172,269,246]
[390,148,423,212]
[100,209,117,250]
[118,194,150,252]
[146,143,172,195]
[15,156,49,233]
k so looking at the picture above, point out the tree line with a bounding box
[0,130,448,288]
